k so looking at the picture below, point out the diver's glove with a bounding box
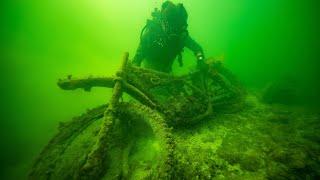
[196,53,208,72]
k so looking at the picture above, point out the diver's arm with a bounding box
[185,35,208,71]
[132,25,151,66]
[132,43,146,66]
[184,35,205,61]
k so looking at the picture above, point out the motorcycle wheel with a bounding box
[29,102,174,180]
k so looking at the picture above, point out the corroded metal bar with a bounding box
[57,76,115,91]
[190,98,212,123]
[128,65,173,79]
[79,53,130,179]
[109,52,129,108]
[122,81,157,109]
[57,77,158,109]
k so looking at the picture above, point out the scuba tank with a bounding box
[139,7,185,67]
[140,8,161,41]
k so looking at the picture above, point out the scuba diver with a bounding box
[132,1,206,73]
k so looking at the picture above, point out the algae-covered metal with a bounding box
[29,53,244,179]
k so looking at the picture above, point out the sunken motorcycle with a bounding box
[29,53,244,179]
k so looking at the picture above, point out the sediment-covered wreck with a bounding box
[28,53,246,179]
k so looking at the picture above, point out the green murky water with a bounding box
[1,0,319,179]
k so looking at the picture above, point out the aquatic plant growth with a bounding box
[3,1,320,179]
[29,53,320,179]
[29,53,244,179]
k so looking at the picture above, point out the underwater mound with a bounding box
[173,95,320,179]
[28,56,319,179]
[29,94,320,179]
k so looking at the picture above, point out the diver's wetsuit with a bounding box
[132,19,204,73]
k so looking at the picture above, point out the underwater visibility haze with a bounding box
[1,0,320,179]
